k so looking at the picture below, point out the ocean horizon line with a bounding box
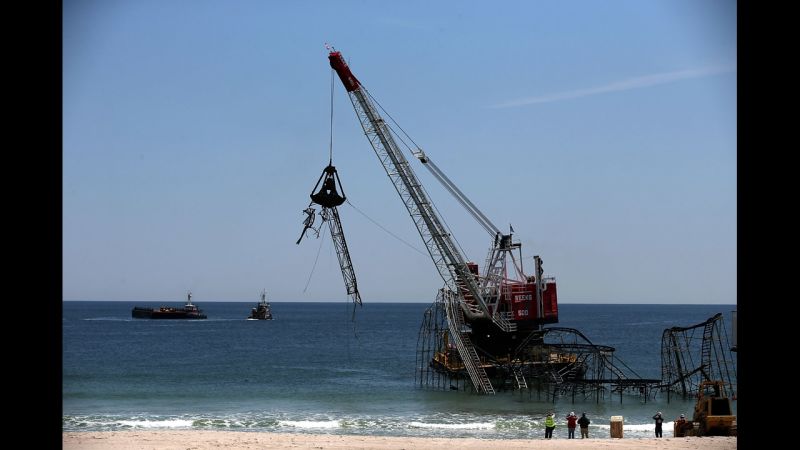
[62,299,736,306]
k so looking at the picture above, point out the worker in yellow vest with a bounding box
[544,413,556,439]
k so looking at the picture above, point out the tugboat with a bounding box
[248,289,273,320]
[131,291,207,319]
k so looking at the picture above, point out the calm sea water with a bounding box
[63,301,736,439]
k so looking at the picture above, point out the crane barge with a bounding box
[327,48,657,398]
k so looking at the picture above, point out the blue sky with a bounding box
[63,0,736,304]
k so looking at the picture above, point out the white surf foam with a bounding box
[116,419,194,428]
[409,421,495,430]
[595,421,673,431]
[279,420,340,429]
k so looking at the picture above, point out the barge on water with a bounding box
[131,291,207,319]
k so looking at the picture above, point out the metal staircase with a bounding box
[441,289,495,394]
[700,319,715,379]
[512,367,528,389]
[556,353,589,382]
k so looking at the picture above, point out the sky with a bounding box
[63,0,736,304]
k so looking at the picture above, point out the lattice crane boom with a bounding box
[327,50,521,331]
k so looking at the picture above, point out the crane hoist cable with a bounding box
[361,87,475,258]
[344,199,428,257]
[302,223,326,293]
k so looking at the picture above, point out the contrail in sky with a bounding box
[492,65,735,108]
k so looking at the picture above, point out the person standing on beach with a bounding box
[566,412,577,438]
[674,414,690,437]
[653,411,664,437]
[577,412,590,438]
[544,413,556,439]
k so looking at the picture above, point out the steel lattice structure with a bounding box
[297,164,362,313]
[415,291,661,402]
[659,313,737,401]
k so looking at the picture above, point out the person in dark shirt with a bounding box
[577,412,591,438]
[653,411,664,437]
[674,413,691,437]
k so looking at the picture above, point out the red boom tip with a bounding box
[328,51,361,92]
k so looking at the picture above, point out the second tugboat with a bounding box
[248,289,273,320]
[131,291,207,319]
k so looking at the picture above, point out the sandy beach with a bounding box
[63,431,737,449]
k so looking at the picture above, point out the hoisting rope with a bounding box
[345,199,428,258]
[346,295,359,341]
[300,68,336,293]
[302,224,327,293]
[364,87,421,152]
[362,87,472,260]
[329,68,334,164]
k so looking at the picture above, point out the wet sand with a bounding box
[63,430,737,449]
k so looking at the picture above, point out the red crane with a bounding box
[328,48,558,393]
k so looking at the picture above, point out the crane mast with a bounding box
[328,51,516,333]
[413,149,539,327]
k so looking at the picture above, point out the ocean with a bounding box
[63,301,737,439]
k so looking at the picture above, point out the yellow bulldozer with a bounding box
[674,380,736,437]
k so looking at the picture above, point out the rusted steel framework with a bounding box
[415,292,660,402]
[659,313,737,401]
[297,164,362,314]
